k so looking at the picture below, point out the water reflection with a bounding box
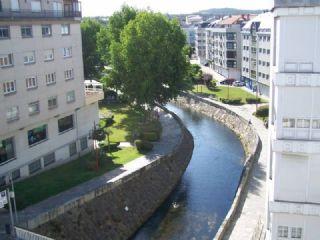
[132,104,245,240]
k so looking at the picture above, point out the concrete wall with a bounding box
[29,108,194,240]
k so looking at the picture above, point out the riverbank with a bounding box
[172,92,264,240]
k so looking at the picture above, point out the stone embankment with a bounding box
[16,107,194,240]
[172,93,261,240]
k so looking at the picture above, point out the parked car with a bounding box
[233,81,246,87]
[220,78,235,85]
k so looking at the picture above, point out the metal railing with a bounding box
[15,226,54,240]
[0,7,81,19]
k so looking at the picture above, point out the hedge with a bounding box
[135,140,154,152]
[220,98,242,105]
[255,105,269,118]
[246,97,261,104]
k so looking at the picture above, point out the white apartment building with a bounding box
[195,22,209,64]
[241,12,272,97]
[0,0,102,183]
[185,15,203,25]
[206,15,250,81]
[267,0,320,239]
[182,24,196,47]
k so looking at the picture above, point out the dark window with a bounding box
[29,159,41,174]
[28,125,47,146]
[42,25,52,37]
[80,137,88,151]
[226,32,236,40]
[69,142,77,157]
[21,26,32,38]
[12,169,20,180]
[0,26,9,39]
[58,115,74,133]
[0,138,15,164]
[43,152,55,167]
[227,60,237,68]
[226,42,236,49]
[227,51,236,59]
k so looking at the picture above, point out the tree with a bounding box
[110,11,191,107]
[81,18,102,79]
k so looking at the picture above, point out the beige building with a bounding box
[0,0,102,183]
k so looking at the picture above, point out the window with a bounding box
[0,54,13,67]
[0,138,15,164]
[69,142,77,157]
[226,32,236,40]
[28,159,41,174]
[283,119,295,128]
[42,25,52,37]
[64,69,74,80]
[0,26,10,39]
[43,152,55,167]
[266,75,269,80]
[26,76,37,89]
[58,115,74,133]
[66,90,75,103]
[63,47,72,58]
[28,125,47,146]
[11,169,20,180]
[45,73,56,85]
[3,80,16,95]
[291,227,302,239]
[313,120,320,129]
[297,119,310,128]
[48,96,58,109]
[61,24,70,35]
[263,49,266,54]
[44,49,54,61]
[278,226,288,238]
[80,137,88,151]
[267,49,270,54]
[6,106,19,122]
[21,26,32,38]
[31,0,41,12]
[24,51,35,64]
[28,101,40,115]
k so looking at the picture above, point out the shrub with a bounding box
[246,97,261,104]
[135,140,153,152]
[220,98,242,105]
[99,142,121,152]
[207,80,217,90]
[141,131,160,142]
[255,105,269,118]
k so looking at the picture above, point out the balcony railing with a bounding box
[0,4,81,19]
[85,89,104,105]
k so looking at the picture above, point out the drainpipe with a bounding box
[75,107,80,157]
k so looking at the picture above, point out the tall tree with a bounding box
[110,11,191,107]
[81,18,102,79]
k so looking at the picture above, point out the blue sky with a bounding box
[82,0,274,17]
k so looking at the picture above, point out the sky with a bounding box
[82,0,274,17]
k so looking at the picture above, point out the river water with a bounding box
[132,104,245,240]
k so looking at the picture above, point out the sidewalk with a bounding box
[0,109,182,238]
[200,97,268,240]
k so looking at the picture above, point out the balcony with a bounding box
[0,2,82,19]
[84,80,104,105]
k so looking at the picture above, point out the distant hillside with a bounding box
[195,8,264,16]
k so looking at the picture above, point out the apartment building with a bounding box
[182,24,196,47]
[195,21,209,64]
[241,12,272,97]
[0,0,102,183]
[206,15,250,81]
[267,0,320,239]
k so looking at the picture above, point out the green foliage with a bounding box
[141,132,160,142]
[255,105,269,118]
[81,19,103,79]
[220,98,242,105]
[207,80,217,90]
[135,140,154,152]
[187,64,203,83]
[97,26,110,65]
[109,11,190,107]
[246,97,262,104]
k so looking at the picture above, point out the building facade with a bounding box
[182,24,196,47]
[241,12,272,97]
[206,15,250,81]
[0,0,102,182]
[267,0,320,239]
[195,22,209,64]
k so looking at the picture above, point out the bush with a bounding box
[255,105,269,118]
[207,80,217,90]
[135,140,153,152]
[220,98,242,105]
[246,97,261,104]
[141,131,160,142]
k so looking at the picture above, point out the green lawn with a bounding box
[15,147,142,210]
[192,85,263,104]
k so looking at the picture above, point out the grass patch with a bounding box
[192,85,266,104]
[15,147,141,210]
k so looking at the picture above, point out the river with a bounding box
[132,104,245,240]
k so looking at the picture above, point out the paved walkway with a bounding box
[199,97,268,240]
[0,109,181,238]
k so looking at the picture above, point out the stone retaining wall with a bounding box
[32,108,194,240]
[172,93,261,240]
